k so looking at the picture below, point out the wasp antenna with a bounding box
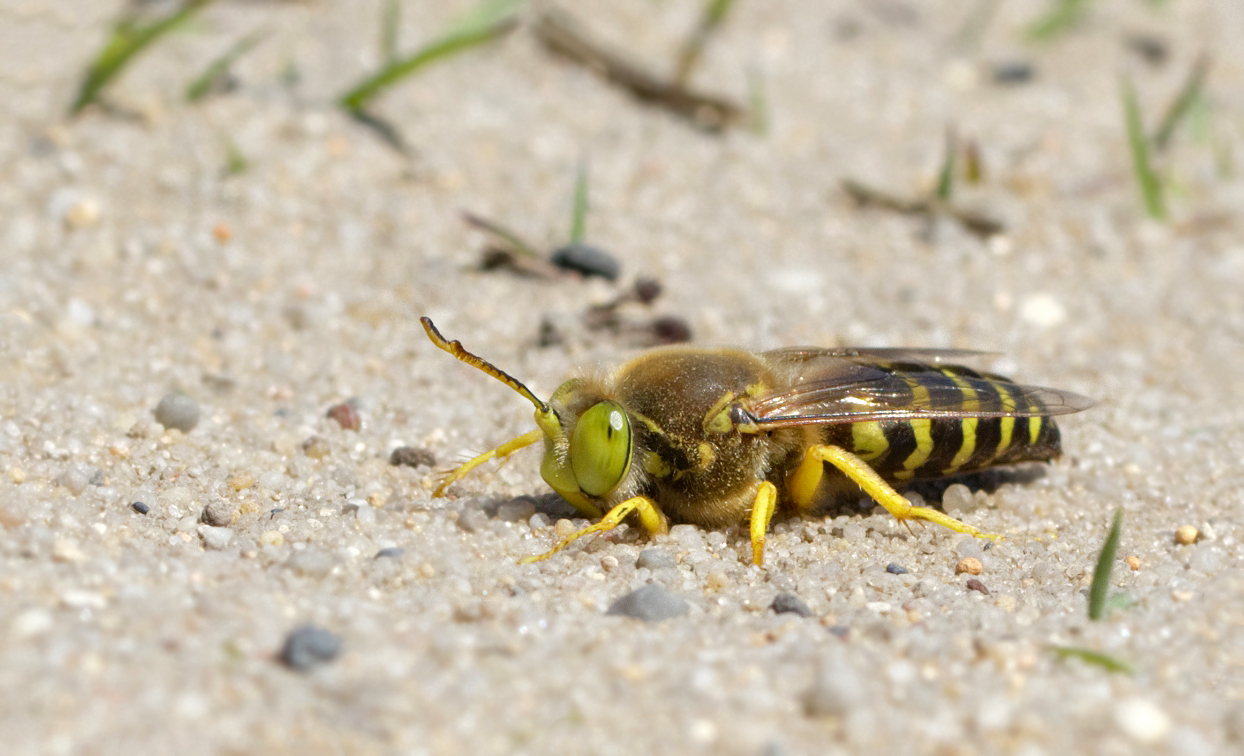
[421,317,551,413]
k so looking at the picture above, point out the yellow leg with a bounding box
[433,429,544,497]
[519,495,669,564]
[788,444,1000,540]
[749,482,778,566]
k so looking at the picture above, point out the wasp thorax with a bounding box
[567,401,633,496]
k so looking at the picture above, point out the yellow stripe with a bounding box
[851,421,889,461]
[989,378,1017,460]
[893,418,933,480]
[1028,415,1042,445]
[941,370,979,474]
[893,377,933,480]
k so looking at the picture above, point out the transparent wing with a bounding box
[746,351,1094,430]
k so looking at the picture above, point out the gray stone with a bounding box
[606,583,689,622]
[279,624,341,671]
[153,393,200,432]
[635,548,677,571]
[771,593,814,618]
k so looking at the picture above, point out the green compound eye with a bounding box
[570,401,633,497]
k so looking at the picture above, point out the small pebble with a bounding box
[1174,525,1199,545]
[965,578,990,596]
[227,472,255,491]
[648,316,693,345]
[632,276,662,303]
[279,625,342,672]
[606,583,690,622]
[1126,555,1141,571]
[1113,697,1171,744]
[131,501,150,515]
[885,563,909,575]
[199,526,234,551]
[771,593,814,618]
[326,402,361,431]
[992,60,1035,84]
[201,498,238,527]
[802,661,861,718]
[635,548,677,571]
[58,463,92,495]
[374,546,405,559]
[389,446,436,469]
[549,243,620,280]
[496,497,537,522]
[301,435,330,459]
[956,557,984,576]
[153,393,200,432]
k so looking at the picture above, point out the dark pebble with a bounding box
[992,60,1034,84]
[649,316,692,344]
[153,393,200,432]
[885,563,909,575]
[389,446,436,469]
[131,501,150,515]
[279,624,342,671]
[326,402,361,431]
[965,578,991,596]
[606,583,690,622]
[771,593,814,618]
[632,276,663,304]
[374,547,405,559]
[549,243,620,281]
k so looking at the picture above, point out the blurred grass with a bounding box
[569,163,590,245]
[674,0,739,85]
[186,30,266,103]
[339,0,523,113]
[71,0,216,114]
[1123,78,1167,220]
[1026,0,1092,41]
[1049,646,1135,675]
[935,129,957,202]
[1153,55,1210,151]
[1088,508,1123,621]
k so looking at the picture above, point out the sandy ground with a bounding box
[2,1,1244,754]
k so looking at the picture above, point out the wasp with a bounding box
[421,318,1092,566]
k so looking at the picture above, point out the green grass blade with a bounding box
[445,0,527,37]
[935,128,957,201]
[746,67,768,136]
[340,15,517,112]
[72,0,216,114]
[381,0,401,64]
[675,0,738,84]
[569,163,589,244]
[1122,77,1166,219]
[1088,508,1124,620]
[186,30,266,103]
[1152,54,1210,151]
[1049,646,1135,675]
[1026,0,1091,42]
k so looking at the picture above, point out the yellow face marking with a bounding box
[941,369,980,474]
[851,421,889,461]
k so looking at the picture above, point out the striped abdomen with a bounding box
[821,363,1062,482]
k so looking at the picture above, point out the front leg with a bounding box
[519,495,669,564]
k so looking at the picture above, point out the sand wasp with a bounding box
[421,318,1092,566]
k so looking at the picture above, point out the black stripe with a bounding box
[874,419,916,476]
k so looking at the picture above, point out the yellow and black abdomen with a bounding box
[821,363,1062,483]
